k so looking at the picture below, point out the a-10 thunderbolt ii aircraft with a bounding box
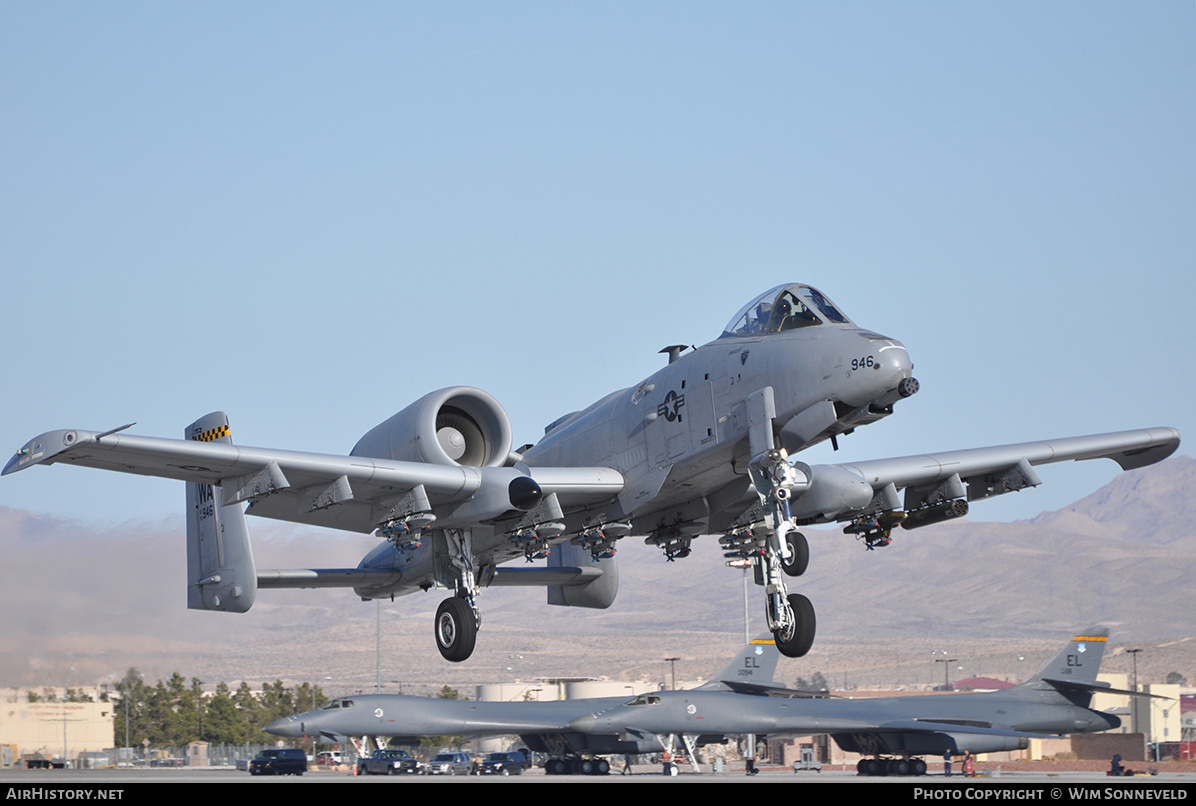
[265,629,1132,777]
[3,284,1181,662]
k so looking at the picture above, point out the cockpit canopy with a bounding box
[721,283,851,339]
[623,694,663,706]
[320,698,356,710]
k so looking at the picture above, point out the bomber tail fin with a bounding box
[185,412,257,613]
[701,635,787,693]
[1026,628,1108,693]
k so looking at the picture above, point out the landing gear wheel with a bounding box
[773,593,815,657]
[912,758,927,776]
[781,531,809,577]
[435,597,478,662]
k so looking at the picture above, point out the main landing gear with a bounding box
[435,596,478,663]
[857,757,927,777]
[434,528,482,663]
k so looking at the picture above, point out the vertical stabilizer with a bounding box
[185,412,257,613]
[546,541,618,609]
[1028,628,1108,687]
[701,635,783,690]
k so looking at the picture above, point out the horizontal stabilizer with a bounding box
[490,566,605,587]
[717,680,794,696]
[1040,678,1174,700]
[257,569,404,589]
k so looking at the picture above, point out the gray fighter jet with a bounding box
[4,284,1180,661]
[264,636,786,775]
[266,630,1127,777]
[570,630,1129,776]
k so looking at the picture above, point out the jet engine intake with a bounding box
[351,387,513,468]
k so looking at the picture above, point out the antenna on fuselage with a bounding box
[660,345,689,365]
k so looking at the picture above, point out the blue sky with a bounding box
[2,1,1193,527]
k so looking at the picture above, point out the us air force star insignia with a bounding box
[375,708,384,718]
[657,389,685,422]
[686,704,697,715]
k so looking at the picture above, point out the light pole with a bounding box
[1127,648,1142,735]
[935,657,957,690]
[725,558,752,645]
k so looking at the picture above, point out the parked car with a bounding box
[357,748,422,776]
[314,751,345,766]
[425,751,474,776]
[249,748,307,776]
[479,751,529,776]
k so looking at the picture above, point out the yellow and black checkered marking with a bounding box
[192,424,230,442]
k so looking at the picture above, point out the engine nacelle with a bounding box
[351,387,513,467]
[832,730,1029,757]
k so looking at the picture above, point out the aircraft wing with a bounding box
[832,427,1180,515]
[3,426,623,534]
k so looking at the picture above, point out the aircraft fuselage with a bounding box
[358,312,914,597]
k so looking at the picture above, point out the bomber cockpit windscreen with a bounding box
[720,284,851,338]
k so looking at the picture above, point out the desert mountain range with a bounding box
[2,456,1192,696]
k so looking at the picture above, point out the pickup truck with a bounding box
[357,748,422,776]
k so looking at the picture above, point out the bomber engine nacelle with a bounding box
[832,730,1030,757]
[351,387,514,467]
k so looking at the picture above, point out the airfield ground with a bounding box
[2,762,1193,786]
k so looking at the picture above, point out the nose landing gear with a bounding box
[746,447,817,658]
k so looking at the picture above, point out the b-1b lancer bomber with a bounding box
[267,629,1132,777]
[4,284,1180,661]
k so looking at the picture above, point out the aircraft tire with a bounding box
[892,759,910,776]
[435,597,478,662]
[774,593,815,657]
[596,758,610,775]
[781,532,809,577]
[912,758,927,776]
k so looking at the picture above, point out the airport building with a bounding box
[0,693,115,766]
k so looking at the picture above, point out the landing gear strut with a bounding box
[434,528,482,663]
[747,446,816,657]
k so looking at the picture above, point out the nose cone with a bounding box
[875,336,913,383]
[845,333,917,409]
[264,714,304,737]
[568,713,598,733]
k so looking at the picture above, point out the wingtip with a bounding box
[2,429,95,476]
